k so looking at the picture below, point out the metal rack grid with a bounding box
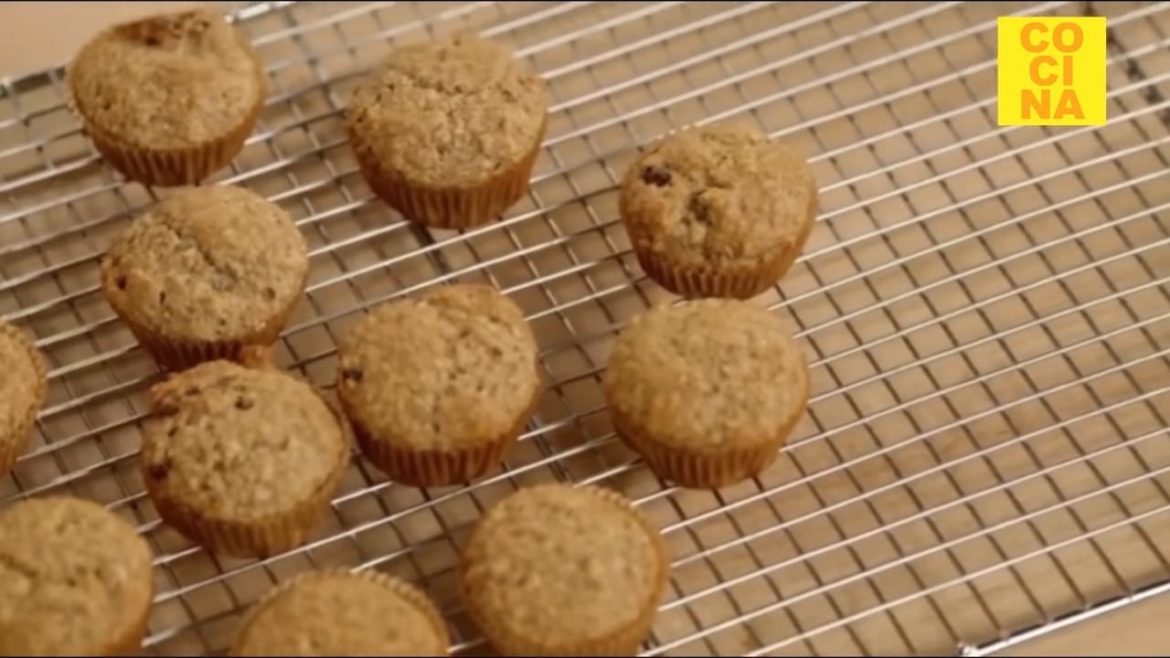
[1,1,1168,655]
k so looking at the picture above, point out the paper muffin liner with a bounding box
[105,592,152,657]
[100,262,306,372]
[146,451,344,558]
[628,183,818,299]
[231,569,450,656]
[458,484,668,657]
[143,391,349,559]
[66,48,266,187]
[0,325,48,478]
[347,384,539,488]
[351,117,547,230]
[611,383,810,490]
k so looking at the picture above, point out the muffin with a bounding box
[604,299,810,488]
[231,570,449,656]
[347,32,548,229]
[0,320,47,478]
[67,9,267,186]
[140,361,350,558]
[101,185,309,371]
[0,496,154,656]
[337,284,540,487]
[619,124,817,299]
[459,484,668,656]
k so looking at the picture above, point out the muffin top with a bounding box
[460,484,667,652]
[605,300,809,450]
[0,321,46,444]
[102,185,309,343]
[140,361,349,522]
[620,124,816,267]
[0,497,154,655]
[68,9,265,150]
[348,32,548,187]
[337,284,539,450]
[232,570,449,656]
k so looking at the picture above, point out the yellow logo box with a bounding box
[997,17,1107,126]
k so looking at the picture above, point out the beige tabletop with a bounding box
[0,2,1165,656]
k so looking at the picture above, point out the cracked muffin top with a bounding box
[347,32,548,188]
[101,185,309,342]
[140,361,349,523]
[619,124,816,267]
[337,284,540,450]
[0,496,154,655]
[68,9,266,150]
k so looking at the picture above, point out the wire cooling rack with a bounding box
[2,1,1169,655]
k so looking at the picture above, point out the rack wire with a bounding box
[1,1,1168,655]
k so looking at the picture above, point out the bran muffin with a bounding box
[619,124,817,299]
[459,484,668,656]
[0,496,154,656]
[347,32,548,229]
[101,185,309,371]
[337,284,540,487]
[0,320,47,478]
[67,9,267,186]
[604,300,810,489]
[231,570,449,657]
[140,361,350,558]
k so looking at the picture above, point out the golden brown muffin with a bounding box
[459,484,668,656]
[101,185,309,371]
[0,496,154,656]
[231,570,449,657]
[0,320,47,478]
[619,124,817,299]
[604,299,810,488]
[347,32,548,229]
[337,284,540,487]
[140,361,350,558]
[67,9,267,186]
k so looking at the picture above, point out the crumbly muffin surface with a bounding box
[620,125,816,267]
[460,484,666,649]
[605,300,808,449]
[0,321,45,445]
[233,571,448,657]
[348,32,547,187]
[102,185,308,342]
[337,284,539,450]
[141,361,348,521]
[0,497,153,655]
[69,9,265,149]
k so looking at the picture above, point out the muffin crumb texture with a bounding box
[233,571,449,657]
[621,124,816,267]
[69,9,264,149]
[0,321,45,463]
[0,497,153,656]
[141,361,347,522]
[102,185,308,343]
[460,484,666,655]
[348,32,547,187]
[338,284,539,451]
[605,300,808,450]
